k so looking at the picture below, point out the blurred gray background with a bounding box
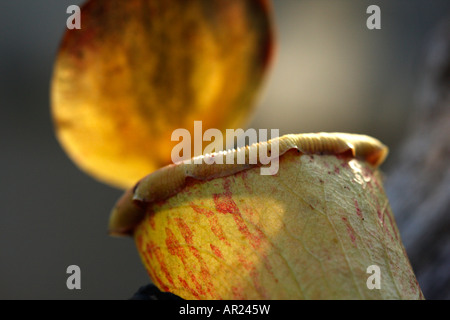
[1,0,449,299]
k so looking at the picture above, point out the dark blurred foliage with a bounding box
[386,17,450,299]
[130,284,182,300]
